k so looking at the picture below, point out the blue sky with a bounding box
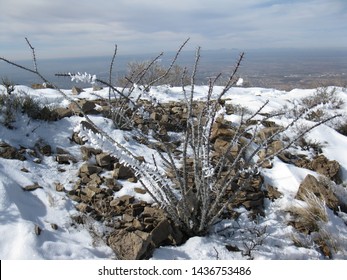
[1,0,347,59]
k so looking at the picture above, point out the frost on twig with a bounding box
[69,72,97,85]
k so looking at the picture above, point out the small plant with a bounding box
[118,61,189,87]
[0,90,45,128]
[287,189,347,258]
[302,86,344,109]
[1,77,15,95]
[0,94,18,128]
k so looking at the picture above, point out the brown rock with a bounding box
[96,153,117,168]
[80,146,102,160]
[56,154,77,164]
[71,132,87,145]
[22,183,42,191]
[265,185,282,201]
[257,127,281,141]
[150,219,171,247]
[72,86,84,95]
[134,187,147,194]
[108,229,151,260]
[75,202,92,213]
[295,174,340,211]
[55,183,65,192]
[53,107,74,119]
[309,155,341,183]
[0,142,26,161]
[79,163,102,177]
[113,163,135,180]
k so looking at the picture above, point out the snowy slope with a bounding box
[0,84,347,259]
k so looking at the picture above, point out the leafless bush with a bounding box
[118,61,189,87]
[1,77,15,95]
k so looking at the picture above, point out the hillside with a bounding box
[1,83,347,259]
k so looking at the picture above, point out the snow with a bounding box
[1,84,347,260]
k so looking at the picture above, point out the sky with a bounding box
[1,0,347,59]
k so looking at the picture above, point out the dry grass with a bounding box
[288,189,342,258]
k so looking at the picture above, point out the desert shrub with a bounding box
[300,86,344,123]
[335,118,347,136]
[118,61,189,87]
[0,93,21,128]
[302,86,343,110]
[0,90,45,128]
[1,77,15,95]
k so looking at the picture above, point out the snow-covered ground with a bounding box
[1,84,347,259]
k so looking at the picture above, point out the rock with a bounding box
[34,225,42,236]
[53,107,74,119]
[80,146,102,160]
[96,153,117,168]
[35,142,52,156]
[79,163,102,177]
[265,185,282,201]
[31,83,53,89]
[50,223,58,230]
[75,202,92,213]
[0,142,26,161]
[69,100,97,115]
[309,155,341,183]
[80,120,99,134]
[257,127,281,141]
[56,154,77,164]
[210,121,235,141]
[71,132,87,145]
[113,163,135,180]
[55,182,65,192]
[134,187,147,194]
[295,174,340,211]
[213,138,239,157]
[22,183,42,191]
[93,85,103,91]
[105,178,123,192]
[108,229,151,260]
[72,86,84,95]
[150,219,171,247]
[123,213,134,222]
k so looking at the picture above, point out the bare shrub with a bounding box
[1,77,15,95]
[118,61,189,87]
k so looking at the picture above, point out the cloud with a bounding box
[1,0,346,59]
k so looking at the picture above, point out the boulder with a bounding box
[107,229,151,260]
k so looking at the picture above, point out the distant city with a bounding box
[1,48,347,90]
